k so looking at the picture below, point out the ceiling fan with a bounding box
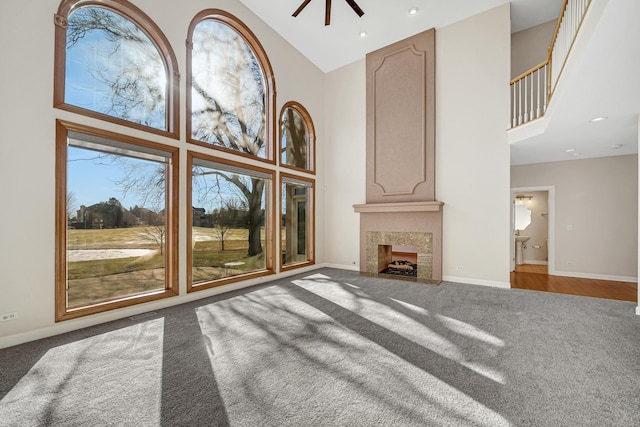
[292,0,365,26]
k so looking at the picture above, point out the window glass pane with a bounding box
[191,162,268,283]
[65,6,167,129]
[191,20,267,158]
[281,107,308,169]
[66,143,167,307]
[282,181,309,265]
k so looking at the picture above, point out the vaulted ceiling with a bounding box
[239,0,563,73]
[239,0,639,165]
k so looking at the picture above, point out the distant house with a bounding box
[192,207,212,228]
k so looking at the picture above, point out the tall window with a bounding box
[56,121,178,321]
[280,102,316,172]
[187,10,275,161]
[281,174,315,269]
[54,0,179,138]
[188,153,275,291]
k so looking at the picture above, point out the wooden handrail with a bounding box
[510,0,592,129]
[548,0,570,59]
[510,59,549,85]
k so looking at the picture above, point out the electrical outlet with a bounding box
[0,312,18,322]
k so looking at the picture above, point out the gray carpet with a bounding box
[1,268,639,426]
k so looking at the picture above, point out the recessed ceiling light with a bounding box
[408,7,419,15]
[564,148,576,153]
[590,116,608,123]
[611,144,624,149]
[359,31,368,38]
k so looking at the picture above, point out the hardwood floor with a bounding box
[511,264,637,302]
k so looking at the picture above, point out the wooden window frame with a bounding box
[279,101,316,174]
[187,150,276,293]
[186,9,276,164]
[55,120,179,321]
[54,0,180,139]
[279,172,315,272]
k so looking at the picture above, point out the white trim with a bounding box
[523,260,548,265]
[443,275,511,289]
[552,270,637,283]
[0,264,327,350]
[322,263,360,271]
[636,306,640,316]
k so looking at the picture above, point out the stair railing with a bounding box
[510,0,592,129]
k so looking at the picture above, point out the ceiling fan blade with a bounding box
[325,0,332,25]
[292,0,312,17]
[345,0,364,17]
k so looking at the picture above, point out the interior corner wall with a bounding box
[323,5,512,286]
[323,59,366,269]
[0,0,326,347]
[435,4,512,287]
[511,155,638,281]
[511,19,556,79]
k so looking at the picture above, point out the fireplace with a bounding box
[354,28,442,284]
[356,219,441,283]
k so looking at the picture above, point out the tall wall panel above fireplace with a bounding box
[366,28,436,203]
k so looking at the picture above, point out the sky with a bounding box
[67,146,160,212]
[64,7,266,217]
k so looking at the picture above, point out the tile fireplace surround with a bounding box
[354,202,443,283]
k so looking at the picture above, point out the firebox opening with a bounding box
[378,245,418,278]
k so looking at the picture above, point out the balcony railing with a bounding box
[510,0,592,129]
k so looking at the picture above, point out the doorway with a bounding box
[510,186,555,274]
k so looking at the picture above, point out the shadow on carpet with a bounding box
[1,268,639,426]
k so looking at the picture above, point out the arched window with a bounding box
[187,10,275,161]
[54,0,179,138]
[280,101,316,173]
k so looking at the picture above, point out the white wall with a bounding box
[323,60,366,269]
[436,4,512,287]
[512,155,638,281]
[0,0,326,348]
[323,4,512,287]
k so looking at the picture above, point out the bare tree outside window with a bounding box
[65,6,167,129]
[190,19,268,258]
[281,107,308,169]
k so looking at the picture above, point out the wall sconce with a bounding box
[515,195,533,204]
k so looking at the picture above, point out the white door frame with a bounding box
[510,185,556,274]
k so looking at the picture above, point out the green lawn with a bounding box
[67,226,267,298]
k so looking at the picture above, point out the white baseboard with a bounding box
[321,263,360,271]
[523,260,548,265]
[551,270,638,283]
[0,265,329,350]
[443,275,511,289]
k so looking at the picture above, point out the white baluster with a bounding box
[543,64,547,113]
[524,74,528,122]
[536,68,540,118]
[512,83,516,127]
[518,80,522,125]
[530,72,534,120]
